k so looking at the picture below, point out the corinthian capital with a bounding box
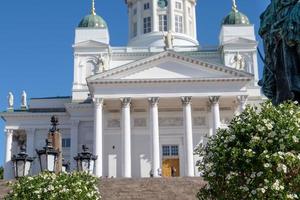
[209,96,220,104]
[93,98,104,107]
[237,95,248,104]
[121,97,131,107]
[148,97,159,106]
[181,96,192,105]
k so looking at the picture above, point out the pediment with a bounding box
[73,40,109,48]
[223,37,258,45]
[87,51,253,82]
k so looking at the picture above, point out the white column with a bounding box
[181,97,194,177]
[192,2,197,39]
[236,95,248,115]
[152,0,158,32]
[209,96,221,135]
[93,98,104,177]
[183,0,189,34]
[121,98,132,178]
[149,97,160,177]
[4,129,13,180]
[70,120,79,170]
[168,0,175,32]
[137,1,143,36]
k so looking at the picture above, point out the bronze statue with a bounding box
[259,0,300,104]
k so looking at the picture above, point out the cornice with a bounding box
[89,77,253,85]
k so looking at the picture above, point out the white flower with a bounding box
[277,163,288,173]
[272,179,284,191]
[264,163,271,168]
[257,171,263,177]
[251,190,256,195]
[266,123,273,130]
[292,136,299,143]
[250,172,256,179]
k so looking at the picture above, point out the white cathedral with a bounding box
[2,0,263,180]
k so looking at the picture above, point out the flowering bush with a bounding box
[196,101,300,200]
[5,172,101,200]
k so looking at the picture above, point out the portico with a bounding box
[90,94,248,178]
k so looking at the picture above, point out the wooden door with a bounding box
[162,159,180,177]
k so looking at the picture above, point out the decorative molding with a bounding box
[237,95,248,104]
[93,98,104,107]
[4,129,14,135]
[134,118,147,127]
[159,117,183,127]
[181,96,192,105]
[87,51,253,82]
[209,96,220,104]
[89,77,252,85]
[193,117,206,126]
[107,119,121,128]
[148,97,159,106]
[120,97,131,107]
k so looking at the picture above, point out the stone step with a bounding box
[0,181,10,200]
[99,177,206,200]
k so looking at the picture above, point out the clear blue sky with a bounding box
[0,0,269,166]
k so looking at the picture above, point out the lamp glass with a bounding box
[40,154,47,171]
[25,161,31,176]
[89,160,94,173]
[82,159,89,172]
[47,154,55,172]
[16,160,25,177]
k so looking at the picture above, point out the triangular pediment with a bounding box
[223,37,258,45]
[87,51,253,82]
[73,40,109,48]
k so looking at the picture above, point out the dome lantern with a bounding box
[78,0,107,28]
[222,0,250,25]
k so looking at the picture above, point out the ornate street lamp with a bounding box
[74,145,97,174]
[62,159,70,173]
[36,139,59,173]
[12,146,34,178]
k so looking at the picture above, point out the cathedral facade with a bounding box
[1,0,262,179]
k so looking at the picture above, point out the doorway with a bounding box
[162,145,180,177]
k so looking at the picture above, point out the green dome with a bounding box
[78,14,107,28]
[222,2,250,25]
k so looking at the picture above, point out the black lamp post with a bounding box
[62,159,70,173]
[12,146,34,178]
[36,139,59,173]
[74,145,97,174]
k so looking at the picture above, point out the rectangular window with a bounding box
[175,15,183,33]
[159,15,168,31]
[162,146,170,156]
[133,8,137,15]
[175,2,182,10]
[143,17,152,33]
[163,145,179,157]
[144,2,150,10]
[133,22,137,37]
[171,146,179,156]
[62,138,71,148]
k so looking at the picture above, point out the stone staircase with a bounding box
[99,177,206,200]
[0,177,206,200]
[0,180,10,199]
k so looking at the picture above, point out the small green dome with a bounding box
[222,2,250,25]
[78,14,107,28]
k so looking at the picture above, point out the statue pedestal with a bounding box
[7,107,13,112]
